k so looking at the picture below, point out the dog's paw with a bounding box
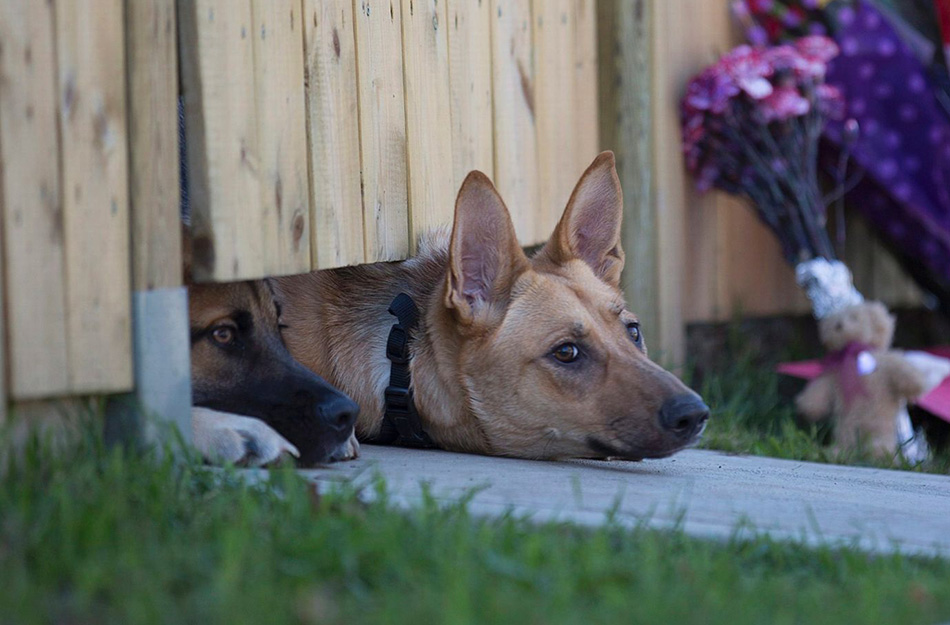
[192,407,300,467]
[331,432,361,462]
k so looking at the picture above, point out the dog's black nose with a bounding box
[319,395,359,432]
[658,394,709,439]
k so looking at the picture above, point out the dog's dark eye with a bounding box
[553,343,580,364]
[211,325,236,346]
[627,322,642,346]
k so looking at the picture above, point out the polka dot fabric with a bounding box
[823,0,950,291]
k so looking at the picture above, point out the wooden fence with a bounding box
[0,0,137,405]
[0,0,600,417]
[180,0,600,281]
[0,0,925,421]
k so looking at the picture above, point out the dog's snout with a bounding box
[658,394,709,439]
[319,395,359,432]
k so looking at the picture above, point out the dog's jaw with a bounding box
[586,417,707,461]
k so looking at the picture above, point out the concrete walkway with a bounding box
[297,446,950,556]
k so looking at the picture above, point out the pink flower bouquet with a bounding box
[685,33,950,464]
[681,36,845,264]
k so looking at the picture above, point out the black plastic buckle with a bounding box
[384,386,431,446]
[386,326,411,364]
[384,385,412,412]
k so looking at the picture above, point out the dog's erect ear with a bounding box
[446,171,527,326]
[540,151,624,288]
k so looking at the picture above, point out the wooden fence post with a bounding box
[0,211,5,424]
[598,0,681,361]
[122,0,192,444]
[597,0,794,363]
[128,0,184,294]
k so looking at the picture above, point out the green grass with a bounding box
[695,339,844,462]
[2,425,950,625]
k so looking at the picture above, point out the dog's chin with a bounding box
[586,431,703,461]
[292,434,359,467]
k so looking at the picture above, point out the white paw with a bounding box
[331,432,361,462]
[192,407,299,467]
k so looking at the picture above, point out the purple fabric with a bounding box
[822,0,950,293]
[821,341,873,407]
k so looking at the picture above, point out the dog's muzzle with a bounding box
[658,394,710,441]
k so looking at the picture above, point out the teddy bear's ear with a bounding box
[865,301,895,350]
[818,310,848,350]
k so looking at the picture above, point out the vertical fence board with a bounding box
[490,0,539,243]
[401,0,455,247]
[0,257,4,421]
[667,0,724,327]
[303,0,364,269]
[254,0,314,274]
[127,0,182,291]
[447,0,494,188]
[649,0,693,360]
[598,0,664,347]
[870,243,924,308]
[56,0,133,392]
[533,0,576,234]
[126,0,192,437]
[845,211,924,307]
[648,1,697,364]
[353,0,410,262]
[573,0,599,170]
[599,0,811,358]
[0,177,5,421]
[179,0,264,281]
[0,0,71,398]
[718,205,810,319]
[682,193,723,323]
[667,0,808,323]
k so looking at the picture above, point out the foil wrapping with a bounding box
[795,258,864,319]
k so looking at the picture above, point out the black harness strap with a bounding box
[370,293,436,448]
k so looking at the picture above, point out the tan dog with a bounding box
[272,153,709,460]
[188,279,360,466]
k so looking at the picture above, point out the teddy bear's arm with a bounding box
[795,375,835,422]
[878,354,929,400]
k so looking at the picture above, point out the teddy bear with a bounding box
[795,301,944,458]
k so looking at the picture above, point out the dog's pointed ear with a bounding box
[445,171,527,326]
[540,151,624,288]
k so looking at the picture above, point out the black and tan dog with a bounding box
[272,153,710,460]
[188,278,360,466]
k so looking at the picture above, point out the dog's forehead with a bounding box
[509,262,625,326]
[543,260,623,308]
